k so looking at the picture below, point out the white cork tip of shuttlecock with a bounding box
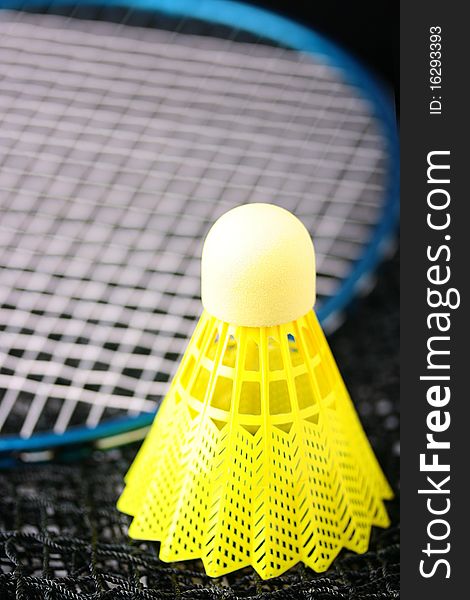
[201,203,316,327]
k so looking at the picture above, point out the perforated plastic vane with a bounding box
[118,204,392,578]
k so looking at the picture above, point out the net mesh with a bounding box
[0,9,390,440]
[0,254,399,598]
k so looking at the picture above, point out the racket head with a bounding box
[0,0,399,457]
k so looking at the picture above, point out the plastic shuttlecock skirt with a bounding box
[118,310,393,579]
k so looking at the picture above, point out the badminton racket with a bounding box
[0,0,399,462]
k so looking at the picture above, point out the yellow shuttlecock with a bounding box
[117,203,392,579]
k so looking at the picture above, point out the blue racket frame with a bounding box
[0,0,399,453]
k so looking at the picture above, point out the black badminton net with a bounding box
[0,9,392,442]
[0,254,400,599]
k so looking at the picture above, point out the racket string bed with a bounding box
[1,9,391,445]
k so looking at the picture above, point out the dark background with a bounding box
[252,0,398,92]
